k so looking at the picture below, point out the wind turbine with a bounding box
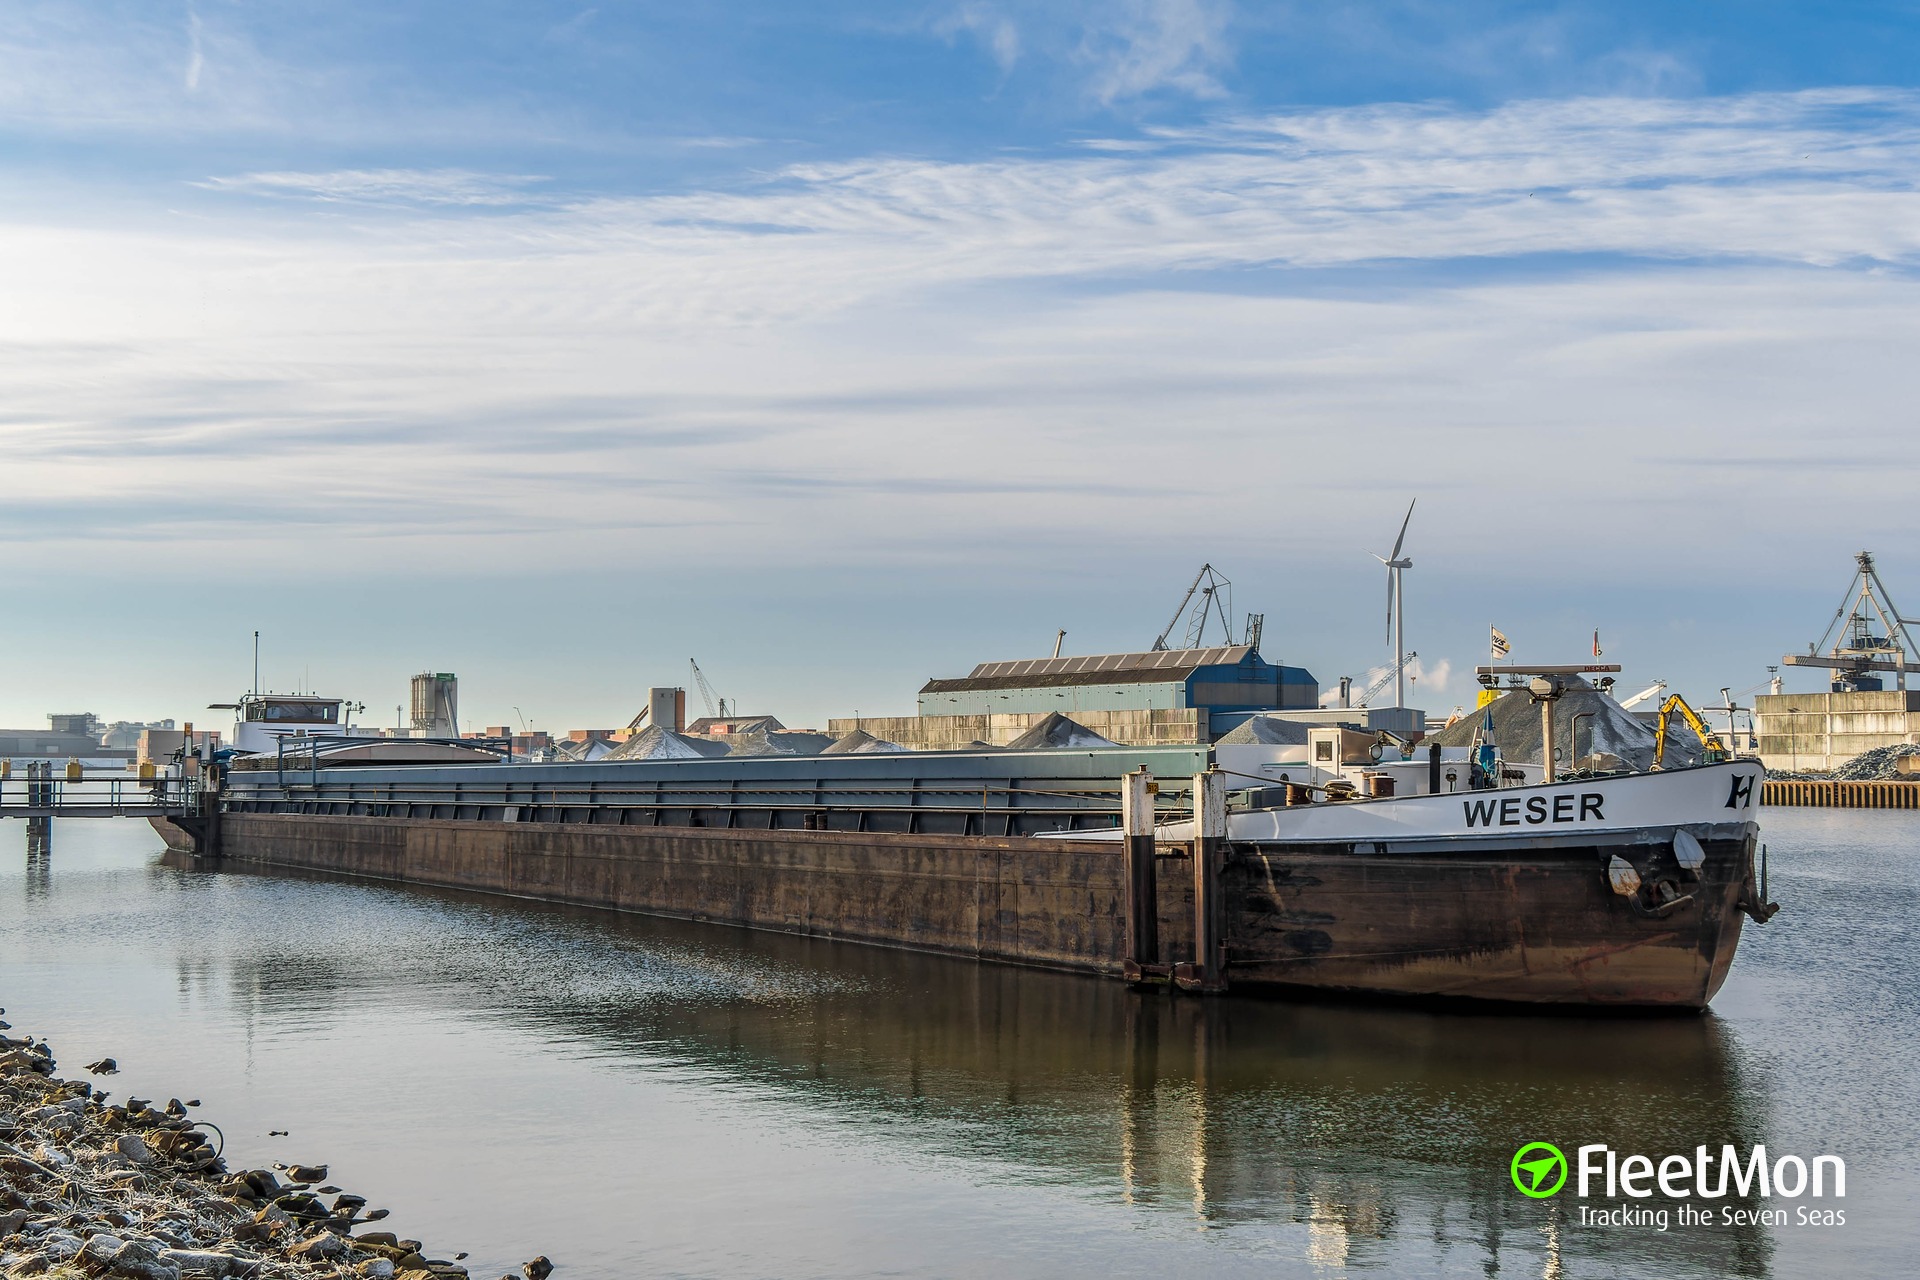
[1372,500,1416,708]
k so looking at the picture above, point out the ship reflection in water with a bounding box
[461,916,1771,1277]
[5,818,1908,1279]
[151,850,1770,1277]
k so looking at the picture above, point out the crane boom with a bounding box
[689,658,721,719]
[1357,652,1416,707]
[1782,654,1920,674]
[1151,564,1239,651]
[1618,681,1667,710]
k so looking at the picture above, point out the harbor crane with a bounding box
[1617,681,1667,710]
[1782,551,1920,692]
[688,658,729,719]
[1353,652,1417,708]
[1151,564,1246,651]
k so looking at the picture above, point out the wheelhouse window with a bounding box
[245,701,340,724]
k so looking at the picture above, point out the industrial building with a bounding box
[410,672,459,737]
[0,721,114,759]
[831,645,1320,749]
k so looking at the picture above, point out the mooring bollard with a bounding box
[1121,767,1159,977]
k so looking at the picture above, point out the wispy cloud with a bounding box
[937,4,1022,75]
[468,89,1920,330]
[1078,0,1233,104]
[185,6,204,92]
[199,168,553,207]
[5,88,1920,726]
[545,7,600,44]
[933,0,1235,103]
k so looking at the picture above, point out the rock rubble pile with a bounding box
[1,1018,549,1280]
[1769,742,1920,781]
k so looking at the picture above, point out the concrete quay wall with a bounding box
[204,813,1198,976]
[1755,689,1920,773]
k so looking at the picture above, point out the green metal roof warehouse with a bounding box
[918,646,1318,735]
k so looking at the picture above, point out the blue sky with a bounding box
[4,2,1920,733]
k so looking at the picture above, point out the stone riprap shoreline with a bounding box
[1,1016,549,1280]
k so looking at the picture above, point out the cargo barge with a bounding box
[154,723,1777,1010]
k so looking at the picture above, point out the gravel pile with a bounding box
[820,730,907,755]
[1832,742,1920,780]
[1770,742,1920,781]
[1003,714,1116,751]
[720,729,835,757]
[1213,716,1312,747]
[1427,681,1707,772]
[603,726,728,761]
[1,1016,549,1280]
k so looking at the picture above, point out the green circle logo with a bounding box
[1510,1142,1569,1198]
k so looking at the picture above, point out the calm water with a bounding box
[3,812,1915,1279]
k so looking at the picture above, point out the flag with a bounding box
[1593,629,1602,658]
[1490,626,1510,660]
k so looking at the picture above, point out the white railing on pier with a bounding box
[0,767,198,818]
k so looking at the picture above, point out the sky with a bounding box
[4,1,1920,734]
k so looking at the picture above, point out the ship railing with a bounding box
[220,775,1197,836]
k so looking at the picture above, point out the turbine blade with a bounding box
[1390,499,1415,561]
[1386,570,1396,644]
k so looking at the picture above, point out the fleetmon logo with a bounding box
[1511,1142,1569,1198]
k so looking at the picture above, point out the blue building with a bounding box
[918,646,1318,731]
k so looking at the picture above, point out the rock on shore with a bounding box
[1,1020,544,1280]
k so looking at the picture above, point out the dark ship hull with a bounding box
[1216,762,1770,1008]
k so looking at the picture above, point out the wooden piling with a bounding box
[1121,768,1159,972]
[1186,768,1228,994]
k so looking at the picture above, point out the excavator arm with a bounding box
[1652,694,1728,770]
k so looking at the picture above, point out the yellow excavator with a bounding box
[1651,694,1729,770]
